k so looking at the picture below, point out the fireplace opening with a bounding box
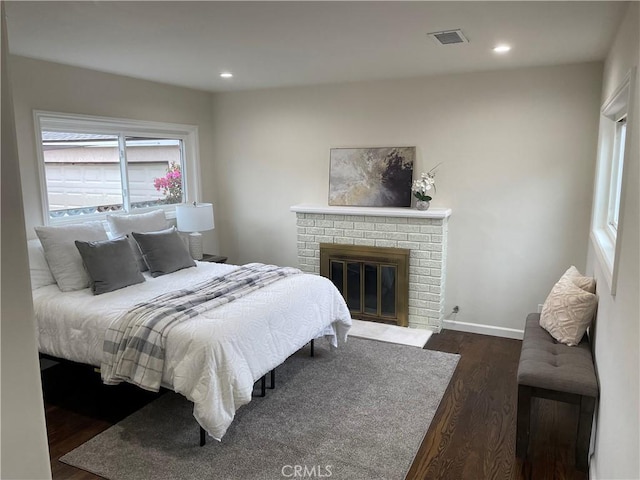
[320,243,409,327]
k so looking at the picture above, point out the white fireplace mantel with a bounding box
[290,204,452,219]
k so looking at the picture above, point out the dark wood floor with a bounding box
[42,330,587,480]
[409,330,587,480]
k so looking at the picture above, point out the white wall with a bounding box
[9,56,220,254]
[211,63,603,334]
[1,5,52,478]
[587,3,639,479]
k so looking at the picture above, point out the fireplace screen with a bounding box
[320,244,409,326]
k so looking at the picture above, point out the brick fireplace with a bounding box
[291,205,451,330]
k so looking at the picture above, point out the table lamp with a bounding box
[175,202,215,260]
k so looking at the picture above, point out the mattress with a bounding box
[33,261,352,439]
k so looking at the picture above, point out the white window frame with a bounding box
[590,68,636,295]
[34,111,202,225]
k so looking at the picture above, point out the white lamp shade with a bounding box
[176,203,215,232]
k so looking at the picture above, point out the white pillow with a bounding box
[560,265,596,294]
[34,222,108,292]
[27,239,56,290]
[107,210,169,271]
[539,277,598,346]
[106,209,168,235]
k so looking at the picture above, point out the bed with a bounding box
[32,255,351,440]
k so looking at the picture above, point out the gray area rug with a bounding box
[61,337,459,480]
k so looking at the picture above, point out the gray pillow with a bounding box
[75,237,145,295]
[131,227,196,277]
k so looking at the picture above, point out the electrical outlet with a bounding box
[537,304,544,313]
[453,305,459,313]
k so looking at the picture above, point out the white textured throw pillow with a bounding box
[540,277,598,346]
[107,210,169,271]
[27,239,56,290]
[35,222,108,291]
[560,265,596,294]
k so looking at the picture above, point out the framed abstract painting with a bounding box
[328,146,415,207]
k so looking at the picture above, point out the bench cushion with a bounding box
[517,313,598,397]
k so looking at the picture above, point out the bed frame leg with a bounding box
[310,339,315,357]
[199,426,206,447]
[260,374,266,397]
[269,369,275,389]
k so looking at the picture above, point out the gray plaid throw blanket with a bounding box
[101,263,301,391]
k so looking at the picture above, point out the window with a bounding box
[34,111,201,224]
[591,68,635,294]
[606,117,626,234]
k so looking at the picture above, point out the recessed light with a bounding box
[493,45,511,54]
[220,72,233,78]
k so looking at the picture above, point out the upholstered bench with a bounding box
[516,313,598,470]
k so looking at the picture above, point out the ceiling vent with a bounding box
[427,29,469,46]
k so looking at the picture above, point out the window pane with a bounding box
[126,137,184,209]
[41,131,123,219]
[609,121,626,230]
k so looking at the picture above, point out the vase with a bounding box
[416,200,430,211]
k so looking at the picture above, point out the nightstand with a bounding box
[200,254,228,264]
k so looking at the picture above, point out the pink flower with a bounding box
[153,162,183,203]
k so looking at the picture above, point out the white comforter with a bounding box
[34,262,351,439]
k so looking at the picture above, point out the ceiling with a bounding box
[5,1,627,93]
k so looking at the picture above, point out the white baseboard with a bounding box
[442,319,524,340]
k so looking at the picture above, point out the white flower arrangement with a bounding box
[411,163,441,202]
